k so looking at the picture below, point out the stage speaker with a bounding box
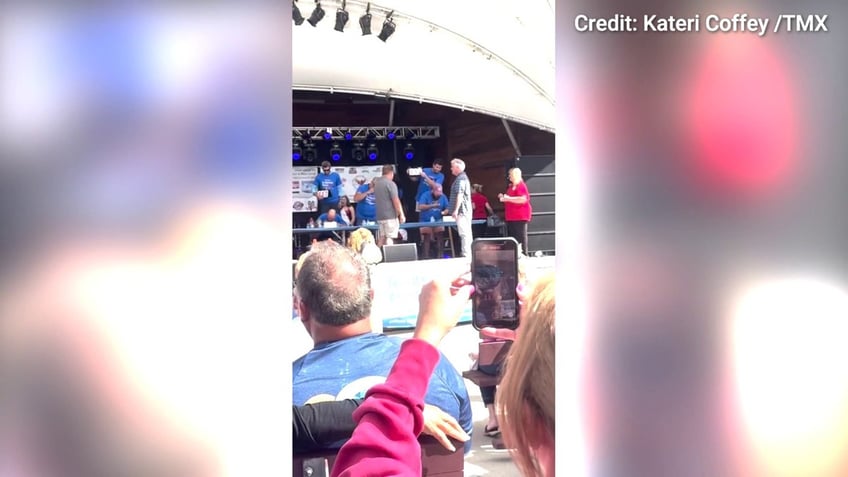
[383,243,418,263]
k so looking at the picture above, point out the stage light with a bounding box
[293,143,303,161]
[293,1,305,25]
[359,2,372,35]
[405,130,415,140]
[366,130,377,141]
[387,129,397,140]
[343,129,353,141]
[352,143,365,162]
[330,143,342,161]
[403,143,415,160]
[301,131,311,142]
[378,11,395,42]
[366,143,379,161]
[304,145,317,162]
[322,129,332,140]
[307,1,325,27]
[334,0,349,32]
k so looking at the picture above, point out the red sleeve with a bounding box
[331,339,440,477]
[518,182,530,199]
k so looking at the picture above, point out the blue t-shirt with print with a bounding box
[292,333,473,450]
[354,183,377,221]
[317,213,347,226]
[314,171,342,205]
[418,191,449,223]
[415,167,445,202]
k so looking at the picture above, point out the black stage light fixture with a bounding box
[304,144,317,162]
[386,129,397,140]
[307,1,325,27]
[366,143,379,161]
[343,129,353,141]
[352,143,365,162]
[405,130,415,140]
[334,0,349,32]
[366,130,377,141]
[330,143,343,161]
[322,129,333,140]
[293,1,305,25]
[378,11,395,42]
[293,142,303,161]
[359,2,372,35]
[403,143,415,160]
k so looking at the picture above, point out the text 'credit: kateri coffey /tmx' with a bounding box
[574,13,829,36]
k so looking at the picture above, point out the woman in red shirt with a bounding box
[499,167,532,255]
[471,183,495,238]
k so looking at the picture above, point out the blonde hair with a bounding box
[498,273,555,476]
[472,183,484,193]
[510,167,524,182]
[347,227,376,254]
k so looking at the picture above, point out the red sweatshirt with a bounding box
[331,339,439,477]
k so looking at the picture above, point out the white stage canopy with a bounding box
[292,0,555,132]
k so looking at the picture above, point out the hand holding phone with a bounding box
[414,274,474,346]
[471,237,520,330]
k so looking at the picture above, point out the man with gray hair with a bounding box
[291,241,473,446]
[445,158,473,258]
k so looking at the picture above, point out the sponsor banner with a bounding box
[292,165,384,213]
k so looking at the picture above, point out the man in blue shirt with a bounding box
[292,241,473,450]
[417,185,449,259]
[316,209,347,227]
[411,158,445,204]
[315,209,347,243]
[313,161,342,215]
[352,178,377,225]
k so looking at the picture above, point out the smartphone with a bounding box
[471,237,520,330]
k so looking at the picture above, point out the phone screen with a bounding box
[471,238,520,330]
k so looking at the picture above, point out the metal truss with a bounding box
[292,126,440,142]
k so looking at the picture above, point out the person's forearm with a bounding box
[393,199,404,217]
[293,398,365,453]
[331,339,440,477]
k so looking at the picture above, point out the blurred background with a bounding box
[558,0,848,476]
[0,4,292,476]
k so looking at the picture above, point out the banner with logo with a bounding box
[292,165,384,213]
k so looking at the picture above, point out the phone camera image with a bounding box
[471,238,520,330]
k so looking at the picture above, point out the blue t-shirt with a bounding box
[293,333,473,445]
[317,213,347,226]
[314,171,342,204]
[418,191,449,223]
[415,167,445,201]
[354,183,377,220]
